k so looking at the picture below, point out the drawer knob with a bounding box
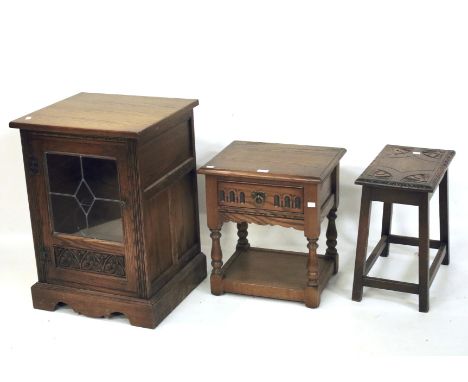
[251,191,266,205]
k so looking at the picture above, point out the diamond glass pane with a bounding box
[46,153,123,242]
[82,157,120,199]
[86,200,123,242]
[46,154,81,194]
[50,194,86,234]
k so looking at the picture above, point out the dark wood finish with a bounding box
[352,145,454,312]
[11,93,206,328]
[362,277,419,294]
[355,144,455,192]
[418,193,430,312]
[369,186,423,206]
[381,203,393,257]
[199,142,345,308]
[351,186,373,302]
[439,171,450,265]
[325,165,340,274]
[325,208,338,274]
[236,222,250,251]
[364,235,388,276]
[388,234,441,249]
[430,244,447,287]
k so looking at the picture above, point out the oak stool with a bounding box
[198,141,346,308]
[10,93,207,328]
[351,145,455,312]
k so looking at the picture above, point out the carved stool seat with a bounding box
[351,145,455,312]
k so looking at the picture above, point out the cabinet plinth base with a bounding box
[32,252,207,329]
[211,247,334,307]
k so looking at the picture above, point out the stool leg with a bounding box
[439,171,450,265]
[352,187,373,302]
[419,193,430,313]
[381,203,393,257]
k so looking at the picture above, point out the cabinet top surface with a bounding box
[9,92,198,138]
[198,141,346,182]
[355,144,455,192]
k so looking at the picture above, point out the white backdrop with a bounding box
[1,0,467,380]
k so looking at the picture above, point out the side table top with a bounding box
[198,141,346,183]
[355,144,455,192]
[9,92,198,139]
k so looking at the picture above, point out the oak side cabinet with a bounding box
[198,141,346,308]
[10,93,207,328]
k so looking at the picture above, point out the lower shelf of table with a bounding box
[215,247,335,303]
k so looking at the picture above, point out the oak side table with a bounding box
[352,145,455,312]
[198,141,346,307]
[10,92,207,328]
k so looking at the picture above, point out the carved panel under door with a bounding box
[54,246,126,277]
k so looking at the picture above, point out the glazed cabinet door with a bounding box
[23,133,140,296]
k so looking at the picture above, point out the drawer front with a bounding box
[218,181,303,213]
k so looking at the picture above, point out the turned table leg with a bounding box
[325,208,339,274]
[210,228,224,295]
[236,222,250,251]
[305,237,320,308]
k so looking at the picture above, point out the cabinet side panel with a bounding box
[319,173,332,207]
[19,131,47,282]
[143,172,200,295]
[138,112,202,295]
[143,189,174,282]
[169,172,198,260]
[138,119,192,190]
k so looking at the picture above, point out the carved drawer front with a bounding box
[218,181,303,213]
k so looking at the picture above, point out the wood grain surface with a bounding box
[355,144,455,192]
[198,141,346,183]
[10,92,198,138]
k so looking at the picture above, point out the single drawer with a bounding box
[218,181,303,213]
